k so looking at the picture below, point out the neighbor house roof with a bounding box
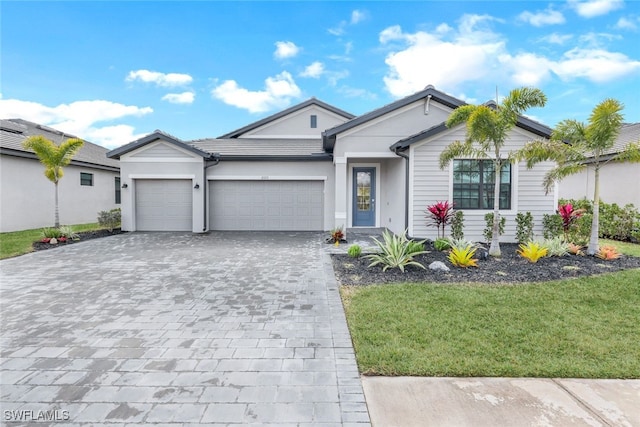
[0,118,120,171]
[106,130,214,160]
[322,85,466,152]
[604,122,640,156]
[189,138,331,161]
[218,98,355,139]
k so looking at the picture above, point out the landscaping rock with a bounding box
[49,238,58,245]
[429,261,450,272]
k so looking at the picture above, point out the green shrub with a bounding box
[451,211,465,241]
[483,213,505,243]
[433,237,451,251]
[542,214,563,240]
[406,240,426,255]
[41,227,63,239]
[98,208,121,232]
[365,229,427,272]
[515,212,534,244]
[347,244,362,258]
[542,237,569,257]
[58,226,80,241]
[560,198,640,242]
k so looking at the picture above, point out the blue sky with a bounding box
[2,1,639,149]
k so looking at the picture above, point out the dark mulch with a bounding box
[32,229,125,251]
[332,242,640,286]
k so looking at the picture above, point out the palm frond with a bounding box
[611,141,640,163]
[439,140,475,169]
[542,163,586,193]
[551,119,586,145]
[445,105,477,128]
[585,98,624,152]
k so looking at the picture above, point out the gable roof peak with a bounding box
[218,97,355,138]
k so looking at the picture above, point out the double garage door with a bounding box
[209,180,323,231]
[135,179,324,231]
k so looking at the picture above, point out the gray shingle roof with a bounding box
[0,118,119,170]
[605,122,640,156]
[190,138,325,157]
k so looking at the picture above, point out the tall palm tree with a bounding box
[517,99,640,255]
[23,135,85,228]
[440,87,547,257]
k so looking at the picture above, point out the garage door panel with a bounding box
[136,179,192,231]
[210,180,323,231]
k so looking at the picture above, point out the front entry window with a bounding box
[356,172,371,211]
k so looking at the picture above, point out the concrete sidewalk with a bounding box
[362,376,640,427]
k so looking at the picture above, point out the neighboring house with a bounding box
[0,119,121,232]
[559,122,640,208]
[107,86,556,242]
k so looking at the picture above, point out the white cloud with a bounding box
[274,41,300,59]
[337,86,377,100]
[551,48,640,82]
[539,33,574,44]
[161,92,195,104]
[211,71,301,113]
[615,16,638,30]
[0,98,152,148]
[126,69,193,87]
[568,0,624,18]
[380,16,506,97]
[300,62,325,78]
[351,9,366,24]
[503,53,553,86]
[518,7,566,26]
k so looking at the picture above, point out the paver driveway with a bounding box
[0,232,370,426]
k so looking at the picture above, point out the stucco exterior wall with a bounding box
[559,161,640,208]
[206,160,335,230]
[410,126,555,243]
[119,143,205,233]
[0,155,119,232]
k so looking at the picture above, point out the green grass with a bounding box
[0,223,103,259]
[342,268,640,378]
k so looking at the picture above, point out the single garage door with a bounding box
[135,179,192,231]
[209,180,323,231]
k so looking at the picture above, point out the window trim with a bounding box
[80,172,94,187]
[452,159,512,210]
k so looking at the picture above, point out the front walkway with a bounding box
[0,232,370,426]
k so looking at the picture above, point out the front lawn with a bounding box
[0,223,104,259]
[342,269,640,378]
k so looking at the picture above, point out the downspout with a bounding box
[203,154,221,232]
[393,147,410,232]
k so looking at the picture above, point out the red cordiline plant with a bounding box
[426,201,455,239]
[558,203,586,241]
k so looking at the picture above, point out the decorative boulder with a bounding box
[429,261,450,272]
[49,237,58,245]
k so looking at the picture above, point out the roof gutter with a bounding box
[203,154,221,232]
[392,146,410,233]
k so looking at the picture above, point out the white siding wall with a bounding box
[380,158,407,234]
[207,161,335,230]
[242,105,350,138]
[559,162,640,208]
[0,155,119,232]
[410,126,555,242]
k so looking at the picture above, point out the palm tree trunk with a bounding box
[54,182,60,228]
[489,162,502,257]
[587,165,600,256]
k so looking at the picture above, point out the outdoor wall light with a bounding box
[194,183,200,189]
[121,183,128,189]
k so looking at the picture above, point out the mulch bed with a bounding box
[32,229,124,251]
[332,242,640,286]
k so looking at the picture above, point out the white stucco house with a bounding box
[107,86,556,242]
[559,122,640,208]
[0,119,121,232]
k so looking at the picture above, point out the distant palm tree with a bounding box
[23,135,84,228]
[517,99,640,255]
[440,87,547,257]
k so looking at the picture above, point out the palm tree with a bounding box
[516,99,640,255]
[440,87,547,257]
[23,135,85,228]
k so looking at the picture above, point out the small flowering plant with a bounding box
[426,201,455,239]
[558,203,586,241]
